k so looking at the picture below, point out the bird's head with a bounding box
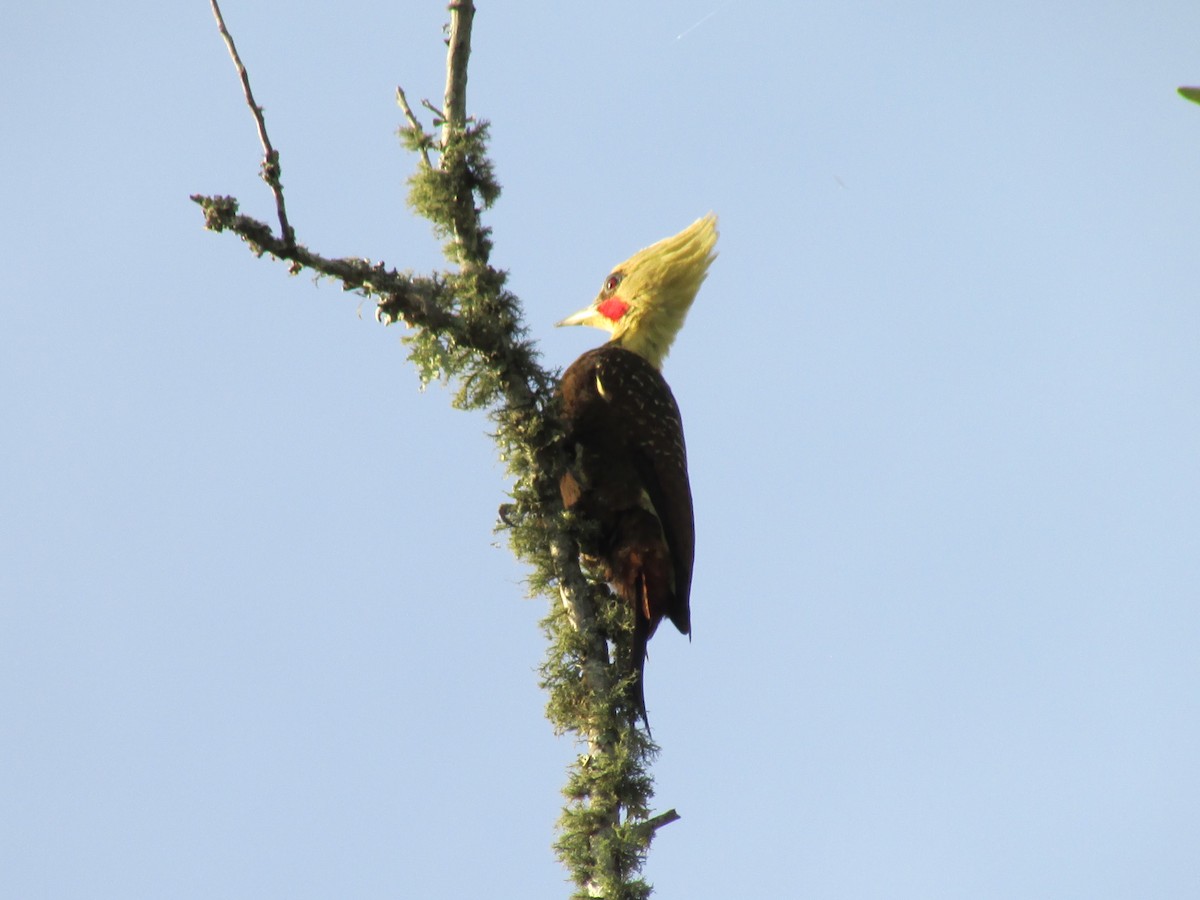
[557,214,718,370]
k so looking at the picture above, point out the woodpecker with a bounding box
[556,214,718,727]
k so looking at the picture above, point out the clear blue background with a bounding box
[3,2,1198,897]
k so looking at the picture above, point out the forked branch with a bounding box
[207,0,294,249]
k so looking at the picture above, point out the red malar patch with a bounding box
[597,297,629,322]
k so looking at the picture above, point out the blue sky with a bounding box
[4,2,1199,897]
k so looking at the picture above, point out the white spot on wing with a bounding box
[638,488,659,517]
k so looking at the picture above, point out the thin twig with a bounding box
[395,86,433,169]
[421,98,447,125]
[208,0,295,249]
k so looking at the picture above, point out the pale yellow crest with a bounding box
[558,214,718,369]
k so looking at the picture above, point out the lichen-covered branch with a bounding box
[194,3,674,897]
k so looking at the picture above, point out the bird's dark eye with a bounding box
[603,273,623,295]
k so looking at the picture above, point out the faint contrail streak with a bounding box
[675,3,728,41]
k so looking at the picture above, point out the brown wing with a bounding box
[563,345,694,635]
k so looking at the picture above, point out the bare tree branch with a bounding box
[442,1,474,141]
[421,97,448,124]
[207,0,294,249]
